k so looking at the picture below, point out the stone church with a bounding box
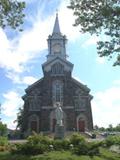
[22,14,93,135]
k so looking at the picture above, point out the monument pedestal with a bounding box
[54,124,64,139]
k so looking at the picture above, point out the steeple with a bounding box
[47,13,67,61]
[52,13,61,34]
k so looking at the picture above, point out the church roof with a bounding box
[42,56,73,70]
[71,77,90,92]
[25,78,43,93]
[52,13,61,34]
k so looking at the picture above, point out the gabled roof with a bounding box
[71,77,90,92]
[25,78,43,93]
[42,56,73,71]
[52,13,61,35]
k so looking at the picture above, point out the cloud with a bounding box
[58,1,80,41]
[2,91,23,117]
[1,91,23,129]
[82,35,99,48]
[113,80,120,86]
[0,0,80,79]
[7,72,38,85]
[4,119,17,130]
[22,76,38,85]
[73,76,86,85]
[0,28,30,73]
[18,0,38,4]
[92,86,120,127]
[96,57,105,64]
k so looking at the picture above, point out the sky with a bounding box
[0,0,120,129]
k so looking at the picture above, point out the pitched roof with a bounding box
[52,13,61,34]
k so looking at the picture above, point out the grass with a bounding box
[0,148,120,160]
[0,152,30,160]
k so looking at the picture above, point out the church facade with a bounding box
[22,14,93,135]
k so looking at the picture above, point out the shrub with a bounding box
[0,146,7,151]
[61,139,70,150]
[0,136,8,146]
[105,135,120,147]
[87,142,100,156]
[10,142,48,155]
[69,133,85,146]
[73,141,88,155]
[52,139,70,150]
[52,139,63,150]
[10,134,53,155]
[72,141,100,156]
[27,133,51,145]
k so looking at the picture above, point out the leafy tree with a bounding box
[68,0,120,66]
[0,0,25,30]
[115,124,120,132]
[107,124,113,132]
[16,107,24,130]
[0,122,7,136]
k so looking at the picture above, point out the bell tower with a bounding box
[47,13,67,61]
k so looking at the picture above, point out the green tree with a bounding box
[0,0,25,30]
[68,0,120,66]
[0,122,7,136]
[115,124,120,132]
[16,107,24,130]
[107,124,113,132]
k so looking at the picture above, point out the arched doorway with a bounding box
[78,119,85,132]
[77,114,87,132]
[29,114,39,133]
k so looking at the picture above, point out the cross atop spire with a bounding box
[52,12,61,34]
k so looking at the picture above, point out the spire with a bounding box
[52,12,61,34]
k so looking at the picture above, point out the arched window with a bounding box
[51,63,64,75]
[52,80,63,103]
[29,114,39,133]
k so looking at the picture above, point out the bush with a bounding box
[11,142,48,155]
[52,139,63,150]
[72,141,100,156]
[27,133,52,145]
[10,134,53,155]
[0,136,9,152]
[52,139,70,150]
[69,133,85,146]
[0,146,7,151]
[0,136,8,146]
[105,135,120,147]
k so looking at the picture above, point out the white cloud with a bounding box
[7,72,38,85]
[82,35,99,48]
[1,91,23,129]
[4,119,17,130]
[0,0,80,79]
[58,1,80,41]
[113,80,120,86]
[73,76,86,85]
[22,76,38,85]
[96,57,105,64]
[2,91,23,117]
[92,86,120,127]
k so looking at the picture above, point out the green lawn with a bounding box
[0,148,120,160]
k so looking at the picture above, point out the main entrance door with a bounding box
[78,120,85,132]
[31,121,37,132]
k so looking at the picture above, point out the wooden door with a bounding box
[79,120,85,132]
[31,121,37,132]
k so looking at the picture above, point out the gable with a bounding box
[25,78,43,93]
[71,78,90,93]
[42,56,73,73]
